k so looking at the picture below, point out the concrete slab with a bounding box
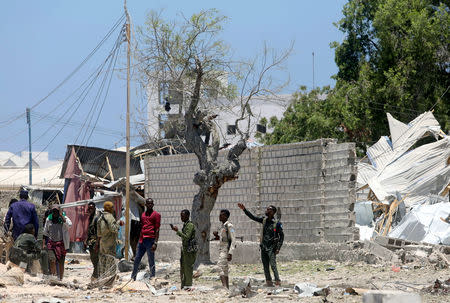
[363,290,421,303]
[363,240,399,263]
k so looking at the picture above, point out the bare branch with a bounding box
[234,42,293,139]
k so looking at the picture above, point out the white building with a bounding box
[0,151,63,188]
[146,80,292,146]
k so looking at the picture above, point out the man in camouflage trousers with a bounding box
[85,202,99,281]
[9,223,48,275]
[213,209,236,289]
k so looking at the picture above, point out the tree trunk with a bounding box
[191,188,217,264]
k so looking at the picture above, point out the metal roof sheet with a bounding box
[60,145,142,180]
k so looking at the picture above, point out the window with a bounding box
[256,124,266,134]
[159,114,183,139]
[158,80,183,105]
[227,125,236,135]
[158,114,168,138]
[158,82,169,105]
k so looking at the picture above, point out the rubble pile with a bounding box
[422,278,450,296]
[356,111,449,245]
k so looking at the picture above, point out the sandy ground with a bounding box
[0,256,448,303]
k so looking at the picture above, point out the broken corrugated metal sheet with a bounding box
[358,111,449,207]
[389,202,450,245]
[356,111,449,245]
[60,145,142,180]
[132,139,191,158]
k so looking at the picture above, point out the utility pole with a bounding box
[312,52,315,90]
[124,0,131,261]
[26,108,32,185]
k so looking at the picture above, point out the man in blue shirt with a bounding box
[4,190,39,240]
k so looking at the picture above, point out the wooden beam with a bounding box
[357,184,369,192]
[106,156,115,181]
[76,156,85,175]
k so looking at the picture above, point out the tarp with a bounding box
[62,147,91,242]
[389,202,450,245]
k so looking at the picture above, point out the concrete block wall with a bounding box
[144,139,357,243]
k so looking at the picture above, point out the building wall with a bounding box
[146,79,292,146]
[145,139,358,243]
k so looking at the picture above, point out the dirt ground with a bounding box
[0,256,448,303]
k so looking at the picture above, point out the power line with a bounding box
[30,112,123,138]
[0,17,126,183]
[430,85,450,111]
[28,14,126,112]
[78,25,125,146]
[0,14,125,129]
[84,35,123,146]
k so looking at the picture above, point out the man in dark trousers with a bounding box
[4,190,39,240]
[237,203,284,286]
[84,202,99,281]
[131,198,161,280]
[171,209,196,290]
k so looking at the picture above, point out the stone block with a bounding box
[363,240,399,263]
[362,290,421,303]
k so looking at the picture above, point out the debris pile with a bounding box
[422,278,450,295]
[356,111,449,245]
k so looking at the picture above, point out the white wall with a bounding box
[146,80,292,146]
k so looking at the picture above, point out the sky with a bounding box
[0,0,347,161]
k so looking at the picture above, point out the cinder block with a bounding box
[363,240,399,263]
[363,290,421,303]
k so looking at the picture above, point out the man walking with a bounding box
[131,198,161,280]
[96,201,123,282]
[4,190,39,240]
[85,202,99,281]
[213,209,236,289]
[171,209,196,290]
[237,203,284,286]
[43,205,72,280]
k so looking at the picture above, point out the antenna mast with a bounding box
[312,52,315,90]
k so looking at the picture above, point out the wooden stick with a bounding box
[106,156,115,181]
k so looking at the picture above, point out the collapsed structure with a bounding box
[356,111,450,245]
[58,145,145,254]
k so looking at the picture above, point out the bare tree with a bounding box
[137,9,290,263]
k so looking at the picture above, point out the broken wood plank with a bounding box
[106,156,114,182]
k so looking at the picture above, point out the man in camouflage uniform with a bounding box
[238,203,284,287]
[213,209,236,289]
[9,223,48,274]
[171,209,196,289]
[84,202,99,281]
[96,201,123,282]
